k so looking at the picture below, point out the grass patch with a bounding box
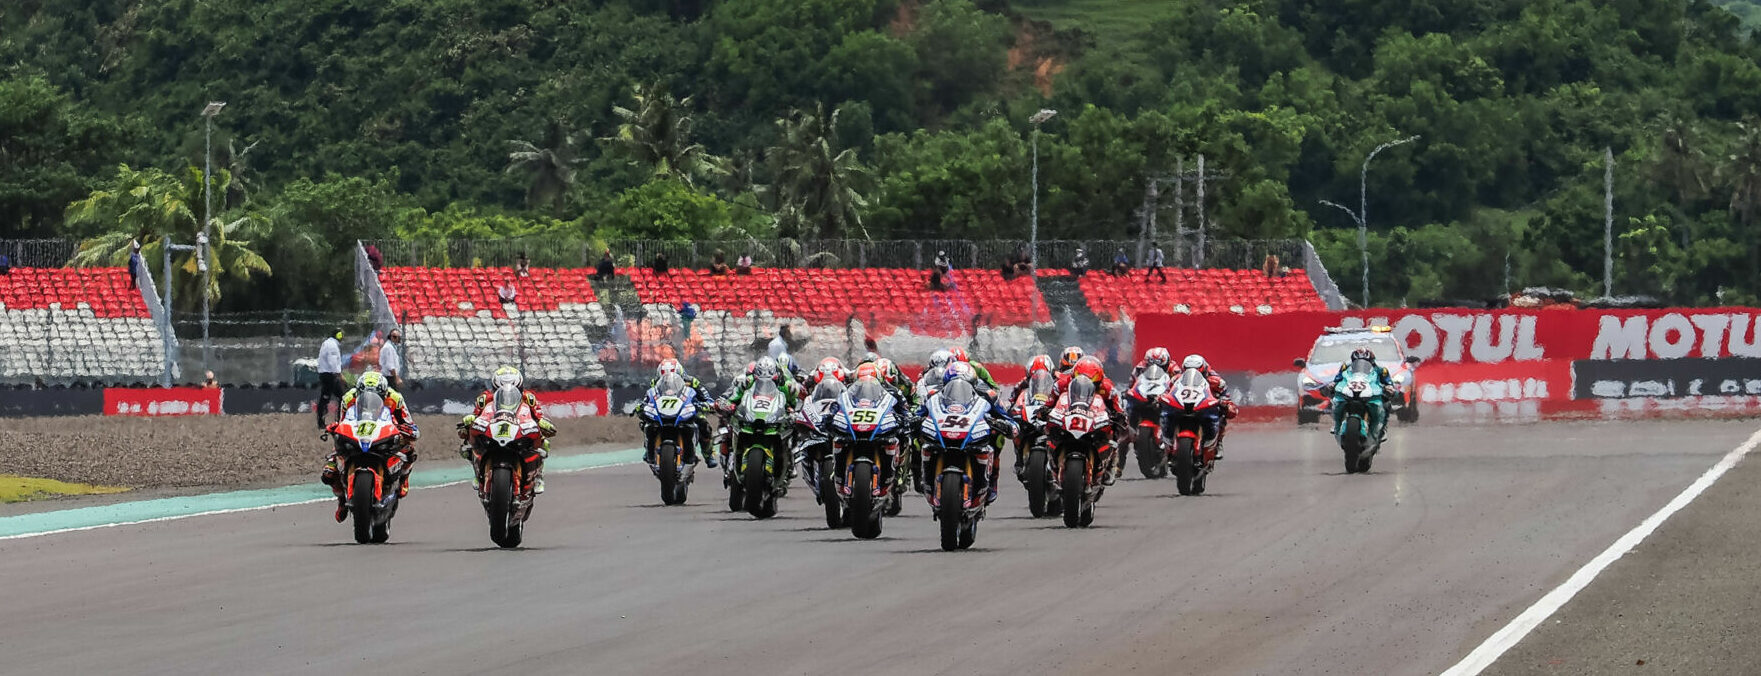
[0,476,130,503]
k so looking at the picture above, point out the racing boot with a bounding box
[1100,446,1118,486]
[334,498,347,523]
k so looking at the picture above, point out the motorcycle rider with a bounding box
[1041,356,1128,485]
[811,357,849,386]
[1125,347,1175,422]
[1007,354,1057,472]
[1330,348,1398,442]
[321,369,419,522]
[872,357,918,407]
[644,358,718,469]
[917,349,954,399]
[715,357,803,470]
[457,366,558,494]
[947,347,1000,390]
[917,365,1018,503]
[1057,346,1086,375]
[1172,354,1240,459]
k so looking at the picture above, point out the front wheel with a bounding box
[743,447,774,519]
[939,472,964,551]
[1341,420,1364,474]
[350,471,376,544]
[1173,436,1197,496]
[851,462,881,539]
[1024,448,1050,518]
[658,442,681,505]
[488,466,517,547]
[1136,427,1166,478]
[1062,455,1087,528]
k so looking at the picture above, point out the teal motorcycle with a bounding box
[1331,359,1388,475]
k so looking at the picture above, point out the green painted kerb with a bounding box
[0,448,644,539]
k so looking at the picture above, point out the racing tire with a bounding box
[1024,448,1050,518]
[744,447,774,519]
[1341,426,1364,475]
[1173,437,1197,496]
[939,472,963,551]
[658,442,681,506]
[351,471,376,544]
[1062,455,1087,528]
[1136,427,1166,478]
[728,480,744,512]
[958,519,976,550]
[489,467,517,547]
[819,458,842,529]
[851,462,881,539]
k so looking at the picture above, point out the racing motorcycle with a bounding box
[797,378,846,528]
[1158,367,1224,496]
[1332,359,1387,474]
[1045,376,1114,528]
[328,392,412,544]
[725,379,791,518]
[919,379,999,551]
[827,379,906,539]
[1011,370,1061,517]
[465,385,546,548]
[1126,364,1172,478]
[640,373,701,506]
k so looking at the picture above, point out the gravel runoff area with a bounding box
[0,414,644,490]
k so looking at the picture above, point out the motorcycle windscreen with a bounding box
[1026,371,1056,400]
[742,379,782,421]
[810,378,846,404]
[845,379,888,407]
[354,391,387,422]
[1067,376,1096,408]
[1176,368,1208,390]
[1347,358,1378,375]
[493,384,523,414]
[656,372,688,397]
[940,379,978,408]
[1142,364,1168,381]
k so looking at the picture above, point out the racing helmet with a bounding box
[927,349,952,371]
[358,370,389,398]
[875,358,896,380]
[815,358,845,384]
[854,363,881,382]
[948,347,970,363]
[944,361,976,385]
[753,357,779,381]
[1059,346,1086,370]
[493,365,523,390]
[657,358,682,378]
[1073,356,1105,383]
[1026,354,1053,374]
[1144,347,1171,368]
[1351,348,1376,363]
[1182,354,1208,371]
[775,353,796,376]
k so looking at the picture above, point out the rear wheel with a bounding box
[1024,448,1050,518]
[728,480,744,512]
[350,471,375,544]
[489,467,516,547]
[1062,455,1087,528]
[658,442,680,505]
[819,457,842,529]
[939,472,963,551]
[1173,437,1197,496]
[1137,427,1166,478]
[885,477,905,517]
[851,462,880,539]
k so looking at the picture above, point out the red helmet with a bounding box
[854,363,881,381]
[1143,347,1171,368]
[1073,356,1105,383]
[1059,346,1086,370]
[949,347,970,363]
[1026,354,1053,374]
[875,358,896,379]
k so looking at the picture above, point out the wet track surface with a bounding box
[0,419,1754,675]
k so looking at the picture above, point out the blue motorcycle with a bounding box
[1331,359,1387,474]
[640,373,701,505]
[828,379,906,539]
[918,380,999,550]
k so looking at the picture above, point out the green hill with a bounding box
[4,0,1761,308]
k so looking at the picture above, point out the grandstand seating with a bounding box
[378,267,610,382]
[0,268,164,382]
[625,268,1051,334]
[1069,268,1328,320]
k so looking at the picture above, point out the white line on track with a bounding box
[1440,426,1761,675]
[0,460,639,542]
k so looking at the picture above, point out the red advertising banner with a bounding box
[104,387,222,416]
[1412,360,1572,405]
[1136,308,1761,374]
[541,388,611,418]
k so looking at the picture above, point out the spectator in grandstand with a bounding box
[928,267,946,291]
[364,244,383,274]
[316,328,345,428]
[1145,242,1167,283]
[1263,253,1283,278]
[1112,248,1131,276]
[769,325,790,360]
[380,329,403,389]
[711,250,731,275]
[933,250,951,275]
[1071,247,1089,276]
[0,253,9,276]
[202,370,218,389]
[497,281,517,305]
[678,302,697,340]
[516,251,531,278]
[736,253,753,275]
[999,256,1017,281]
[652,251,670,276]
[593,249,615,280]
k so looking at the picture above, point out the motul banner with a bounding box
[1136,308,1761,374]
[104,387,222,416]
[542,388,611,418]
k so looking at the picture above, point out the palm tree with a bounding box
[224,138,261,208]
[506,120,583,211]
[770,104,872,240]
[67,164,271,307]
[604,83,722,185]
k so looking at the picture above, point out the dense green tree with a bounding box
[0,76,133,237]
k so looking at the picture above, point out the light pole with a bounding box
[1028,108,1057,268]
[200,101,225,372]
[1319,134,1419,308]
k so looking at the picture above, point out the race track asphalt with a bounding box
[0,419,1753,676]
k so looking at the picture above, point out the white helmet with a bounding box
[928,349,952,371]
[1182,354,1207,370]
